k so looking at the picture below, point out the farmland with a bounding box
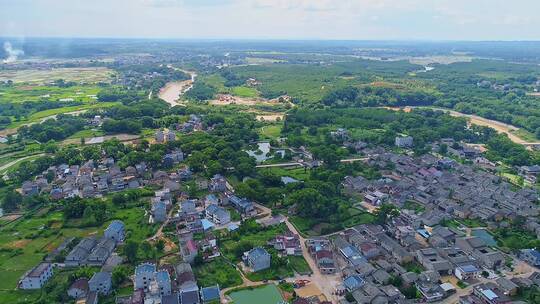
[0,67,114,84]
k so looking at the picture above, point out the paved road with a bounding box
[255,157,370,169]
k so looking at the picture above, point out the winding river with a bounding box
[158,70,197,106]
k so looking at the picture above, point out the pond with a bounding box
[245,142,272,163]
[229,284,285,304]
[472,229,497,247]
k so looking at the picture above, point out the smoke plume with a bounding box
[2,42,24,63]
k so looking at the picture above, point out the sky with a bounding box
[1,0,540,40]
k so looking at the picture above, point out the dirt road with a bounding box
[384,106,540,146]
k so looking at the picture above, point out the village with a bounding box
[11,119,540,304]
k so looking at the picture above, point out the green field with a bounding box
[0,84,102,103]
[229,284,284,304]
[7,101,119,129]
[231,86,259,98]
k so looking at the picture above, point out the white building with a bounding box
[395,136,413,148]
[19,263,54,289]
[454,264,481,281]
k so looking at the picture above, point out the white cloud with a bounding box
[1,0,539,40]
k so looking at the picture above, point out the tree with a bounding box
[439,143,448,155]
[112,266,129,288]
[123,240,139,262]
[374,204,400,224]
[112,193,127,206]
[156,239,165,252]
[140,241,153,259]
[2,190,22,212]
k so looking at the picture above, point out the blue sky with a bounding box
[1,0,539,40]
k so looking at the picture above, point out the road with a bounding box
[255,157,370,169]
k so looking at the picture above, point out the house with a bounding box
[378,234,413,263]
[455,237,505,270]
[175,262,198,292]
[180,239,198,263]
[473,283,511,304]
[22,181,39,196]
[85,237,115,266]
[243,247,271,272]
[270,232,302,256]
[205,204,230,225]
[229,195,256,216]
[371,269,392,285]
[454,264,481,281]
[416,282,444,303]
[209,174,227,192]
[495,277,518,296]
[19,263,53,289]
[155,270,172,296]
[104,220,125,242]
[65,237,98,267]
[358,242,381,259]
[520,248,540,267]
[68,278,89,299]
[364,191,389,206]
[180,289,200,304]
[416,248,453,276]
[338,243,367,267]
[344,275,366,292]
[200,285,220,303]
[180,200,198,218]
[135,263,157,291]
[88,271,112,295]
[315,250,336,274]
[156,130,165,143]
[395,136,413,148]
[380,285,405,302]
[152,201,168,223]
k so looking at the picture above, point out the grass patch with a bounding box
[259,124,283,140]
[231,86,259,98]
[288,256,311,275]
[193,258,243,288]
